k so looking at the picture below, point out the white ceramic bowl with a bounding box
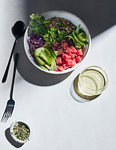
[24,10,91,74]
[10,121,30,144]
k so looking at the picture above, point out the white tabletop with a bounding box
[0,1,116,150]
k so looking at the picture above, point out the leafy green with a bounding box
[29,13,50,34]
[43,27,66,44]
[57,30,66,41]
[30,13,45,23]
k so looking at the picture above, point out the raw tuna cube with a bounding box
[65,47,71,53]
[53,41,59,47]
[62,64,67,69]
[62,53,71,61]
[61,43,68,50]
[66,59,76,67]
[57,66,64,71]
[56,57,62,65]
[58,49,63,55]
[69,53,76,59]
[77,49,83,56]
[75,56,82,63]
[70,46,77,53]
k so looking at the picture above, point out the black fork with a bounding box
[1,53,19,122]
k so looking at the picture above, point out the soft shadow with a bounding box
[5,128,24,148]
[14,37,72,86]
[25,0,116,38]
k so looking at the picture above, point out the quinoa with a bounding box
[48,17,76,35]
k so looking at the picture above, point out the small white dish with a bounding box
[24,10,91,74]
[10,121,30,144]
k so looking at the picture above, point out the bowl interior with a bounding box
[24,10,91,74]
[10,121,30,143]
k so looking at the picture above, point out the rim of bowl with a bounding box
[24,10,91,74]
[10,121,30,144]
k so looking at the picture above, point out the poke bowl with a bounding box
[24,10,91,74]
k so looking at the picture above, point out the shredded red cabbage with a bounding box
[27,33,45,57]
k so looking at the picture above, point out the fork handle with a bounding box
[10,53,19,99]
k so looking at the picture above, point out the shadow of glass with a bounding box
[14,37,72,86]
[5,128,24,148]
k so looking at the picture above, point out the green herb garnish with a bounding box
[13,123,30,141]
[29,13,50,34]
[43,27,66,44]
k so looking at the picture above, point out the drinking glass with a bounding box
[70,66,108,102]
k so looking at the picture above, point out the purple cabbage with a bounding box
[27,33,45,58]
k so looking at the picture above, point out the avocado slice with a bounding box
[43,48,52,64]
[44,64,51,70]
[54,51,58,57]
[39,51,51,66]
[39,65,49,71]
[34,47,56,70]
[48,49,57,59]
[50,57,56,70]
[35,56,45,66]
[34,47,45,57]
[44,48,51,57]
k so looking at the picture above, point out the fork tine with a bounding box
[5,107,10,120]
[1,107,8,122]
[1,106,10,122]
[1,114,5,122]
[9,107,14,117]
[3,116,9,122]
[5,106,14,120]
[2,115,8,122]
[1,101,15,122]
[2,112,8,122]
[7,107,12,118]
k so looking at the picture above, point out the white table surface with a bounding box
[0,1,116,150]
